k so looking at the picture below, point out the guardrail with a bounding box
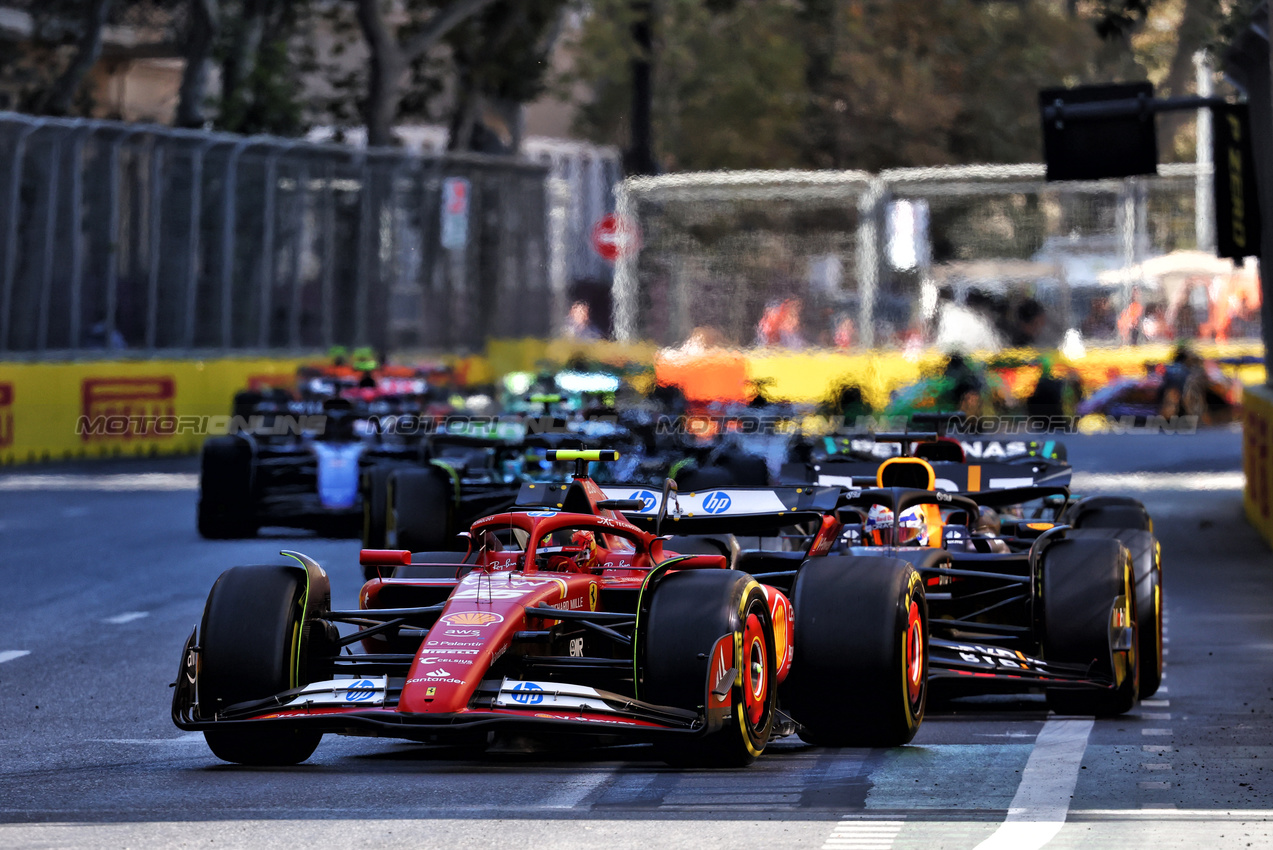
[1245,384,1273,547]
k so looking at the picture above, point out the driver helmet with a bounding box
[571,529,598,568]
[865,504,929,546]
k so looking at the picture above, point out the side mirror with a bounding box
[598,498,646,512]
[656,478,678,536]
[836,507,867,525]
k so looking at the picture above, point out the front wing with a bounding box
[171,629,705,742]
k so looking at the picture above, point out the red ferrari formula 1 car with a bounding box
[173,451,928,766]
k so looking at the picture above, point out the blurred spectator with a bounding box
[832,314,856,349]
[1141,304,1169,341]
[1117,286,1144,345]
[565,301,601,340]
[756,298,805,348]
[1008,298,1046,348]
[1082,294,1116,340]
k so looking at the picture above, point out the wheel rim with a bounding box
[905,599,924,708]
[742,610,768,727]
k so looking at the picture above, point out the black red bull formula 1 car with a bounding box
[173,451,928,766]
[826,453,1161,713]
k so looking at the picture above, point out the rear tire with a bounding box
[1066,496,1152,534]
[644,570,776,766]
[1042,538,1138,716]
[389,468,453,552]
[783,556,927,747]
[197,437,257,539]
[361,465,394,577]
[198,565,322,765]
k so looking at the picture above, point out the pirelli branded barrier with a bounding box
[1245,384,1273,547]
[0,359,310,465]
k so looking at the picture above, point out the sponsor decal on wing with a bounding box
[493,678,613,712]
[280,676,387,707]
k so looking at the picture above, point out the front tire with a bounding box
[198,565,322,765]
[1042,538,1139,716]
[1067,528,1162,698]
[644,570,777,766]
[783,556,927,747]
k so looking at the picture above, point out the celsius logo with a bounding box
[345,679,377,702]
[510,682,544,705]
[628,490,657,512]
[703,492,732,514]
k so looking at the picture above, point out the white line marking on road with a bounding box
[0,650,31,664]
[972,718,1093,850]
[104,611,149,625]
[0,473,198,492]
[541,769,616,809]
[1142,699,1170,707]
[91,733,205,744]
[821,820,903,850]
[1142,712,1172,720]
[1070,471,1244,491]
[1143,745,1171,753]
[1142,729,1173,736]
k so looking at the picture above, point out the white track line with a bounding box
[0,650,31,664]
[973,718,1094,850]
[0,474,198,491]
[1070,471,1243,492]
[103,612,149,625]
[540,769,617,809]
[821,819,903,850]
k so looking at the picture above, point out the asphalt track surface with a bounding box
[1,426,1270,849]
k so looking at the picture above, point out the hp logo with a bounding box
[629,489,657,512]
[510,682,545,705]
[345,679,377,702]
[703,492,732,514]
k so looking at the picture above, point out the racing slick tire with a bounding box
[198,565,323,765]
[783,556,927,748]
[1067,528,1163,699]
[1066,495,1153,533]
[197,436,257,539]
[644,570,777,767]
[1042,538,1139,716]
[389,468,453,553]
[361,464,394,569]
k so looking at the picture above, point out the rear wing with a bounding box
[781,456,1071,492]
[516,482,842,534]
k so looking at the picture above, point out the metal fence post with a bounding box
[256,141,296,349]
[104,126,147,350]
[35,135,63,352]
[219,137,260,348]
[0,119,40,352]
[68,124,90,349]
[856,176,885,349]
[145,143,164,350]
[184,138,220,348]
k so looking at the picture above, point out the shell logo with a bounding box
[1026,522,1054,531]
[439,611,505,627]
